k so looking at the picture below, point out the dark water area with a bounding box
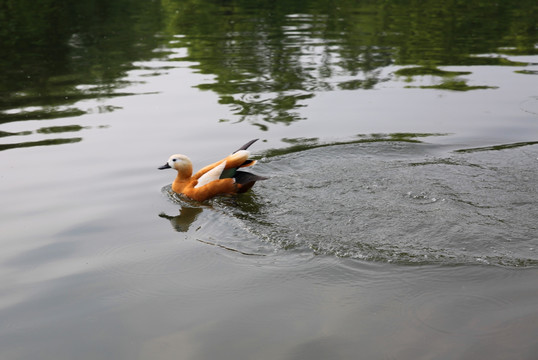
[2,0,537,136]
[1,1,538,359]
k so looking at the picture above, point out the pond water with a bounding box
[1,1,537,359]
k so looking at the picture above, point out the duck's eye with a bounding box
[172,159,177,162]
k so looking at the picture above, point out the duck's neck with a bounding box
[172,166,193,193]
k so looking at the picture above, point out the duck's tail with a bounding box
[234,171,269,193]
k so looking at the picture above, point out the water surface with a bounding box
[1,1,537,359]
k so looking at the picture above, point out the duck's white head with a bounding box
[158,154,193,174]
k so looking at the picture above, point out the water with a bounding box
[1,1,538,359]
[205,140,537,266]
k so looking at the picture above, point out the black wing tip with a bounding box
[234,171,268,184]
[233,139,259,153]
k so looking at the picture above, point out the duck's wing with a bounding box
[220,139,260,176]
[193,139,259,180]
[194,161,227,188]
[192,166,267,197]
[219,150,259,179]
[193,151,250,179]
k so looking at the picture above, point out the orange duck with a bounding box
[159,139,267,201]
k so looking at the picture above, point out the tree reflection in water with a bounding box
[1,0,536,146]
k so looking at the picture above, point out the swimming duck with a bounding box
[159,139,267,201]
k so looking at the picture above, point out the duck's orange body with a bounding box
[159,139,266,201]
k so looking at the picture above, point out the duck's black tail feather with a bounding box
[233,139,259,153]
[234,171,268,193]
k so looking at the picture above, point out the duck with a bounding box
[159,139,267,201]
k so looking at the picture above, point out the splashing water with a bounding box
[208,141,538,267]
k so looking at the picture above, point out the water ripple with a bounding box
[222,140,538,267]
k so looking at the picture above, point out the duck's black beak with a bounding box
[158,163,171,170]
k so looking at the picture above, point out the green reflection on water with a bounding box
[36,125,87,134]
[0,0,163,124]
[0,138,82,151]
[395,67,472,77]
[515,70,538,75]
[260,133,448,158]
[455,141,538,153]
[0,0,536,147]
[159,0,536,125]
[407,80,498,91]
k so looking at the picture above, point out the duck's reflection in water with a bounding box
[159,207,265,256]
[159,207,203,232]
